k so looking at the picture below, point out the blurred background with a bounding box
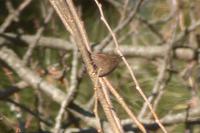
[0,0,200,132]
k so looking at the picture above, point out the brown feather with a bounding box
[91,53,121,77]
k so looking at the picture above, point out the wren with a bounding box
[91,53,121,77]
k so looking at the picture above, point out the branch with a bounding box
[0,0,32,33]
[49,0,124,132]
[0,47,66,103]
[0,33,197,61]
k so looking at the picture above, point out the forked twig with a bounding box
[102,77,147,133]
[0,0,32,33]
[99,78,124,132]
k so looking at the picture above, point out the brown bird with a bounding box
[91,52,121,77]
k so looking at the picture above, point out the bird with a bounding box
[91,52,121,77]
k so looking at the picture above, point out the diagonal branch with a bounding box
[49,0,124,132]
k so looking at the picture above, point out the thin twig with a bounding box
[102,77,147,133]
[94,0,167,132]
[97,0,143,51]
[99,79,124,132]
